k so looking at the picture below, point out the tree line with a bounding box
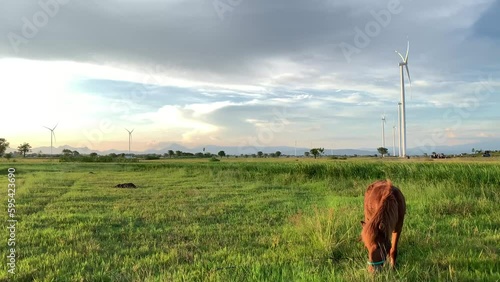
[0,138,32,159]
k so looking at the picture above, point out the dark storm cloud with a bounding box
[0,0,419,83]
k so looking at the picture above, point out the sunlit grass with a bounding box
[0,159,498,281]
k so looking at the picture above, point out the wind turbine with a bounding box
[125,128,134,156]
[392,124,397,157]
[381,114,386,149]
[43,124,58,156]
[395,41,411,157]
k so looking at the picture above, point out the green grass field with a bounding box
[0,158,499,281]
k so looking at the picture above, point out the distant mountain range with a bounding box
[405,140,500,155]
[22,144,376,156]
[12,139,499,156]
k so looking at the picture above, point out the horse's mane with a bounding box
[364,180,399,241]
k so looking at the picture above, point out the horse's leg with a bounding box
[389,231,401,268]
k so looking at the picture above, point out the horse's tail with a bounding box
[377,179,398,235]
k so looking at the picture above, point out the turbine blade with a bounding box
[131,129,134,134]
[52,131,57,144]
[43,126,51,130]
[405,64,412,99]
[52,123,58,131]
[395,50,405,62]
[405,65,411,85]
[405,41,410,62]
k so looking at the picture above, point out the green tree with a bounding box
[72,150,80,156]
[218,150,226,158]
[175,150,182,157]
[168,150,175,158]
[90,152,98,158]
[275,151,282,157]
[304,151,310,157]
[257,151,263,158]
[4,153,13,160]
[0,138,9,157]
[310,148,324,159]
[377,147,388,157]
[18,142,32,157]
[62,149,72,156]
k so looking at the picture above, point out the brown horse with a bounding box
[360,179,406,272]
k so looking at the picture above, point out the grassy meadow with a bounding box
[0,158,499,281]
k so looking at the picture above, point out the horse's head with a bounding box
[361,221,391,272]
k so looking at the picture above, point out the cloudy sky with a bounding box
[1,0,499,153]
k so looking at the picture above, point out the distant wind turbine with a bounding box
[125,128,134,156]
[381,114,386,149]
[395,40,412,157]
[43,123,58,156]
[392,124,397,157]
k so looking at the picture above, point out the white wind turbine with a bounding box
[392,124,397,157]
[381,114,386,149]
[395,41,412,157]
[43,123,58,156]
[294,140,297,157]
[125,128,134,156]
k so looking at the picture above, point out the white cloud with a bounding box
[131,105,220,143]
[185,101,239,117]
[1,1,499,151]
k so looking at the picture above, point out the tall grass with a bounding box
[0,159,498,281]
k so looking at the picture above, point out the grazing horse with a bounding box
[361,180,406,272]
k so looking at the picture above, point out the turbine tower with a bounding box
[397,102,402,157]
[43,124,58,156]
[381,114,386,149]
[395,41,411,157]
[125,128,134,156]
[392,124,397,157]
